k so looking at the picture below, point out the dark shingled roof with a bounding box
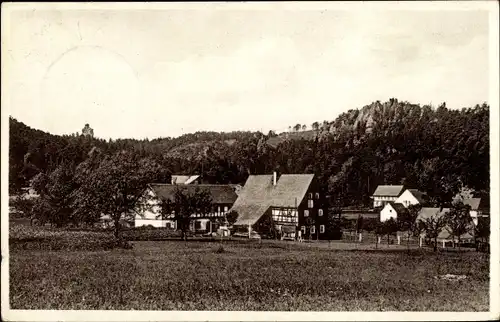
[372,185,404,197]
[231,174,315,226]
[388,202,408,214]
[149,184,237,204]
[406,189,429,204]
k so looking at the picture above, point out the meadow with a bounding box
[9,235,489,311]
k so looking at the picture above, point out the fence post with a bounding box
[419,237,423,248]
[359,233,362,243]
[377,236,381,244]
[397,235,401,245]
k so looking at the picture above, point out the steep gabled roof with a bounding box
[388,202,408,214]
[231,174,315,226]
[406,189,429,204]
[372,185,404,197]
[270,174,315,208]
[417,207,450,221]
[149,184,237,204]
[231,175,274,226]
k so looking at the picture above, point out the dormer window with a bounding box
[315,193,320,199]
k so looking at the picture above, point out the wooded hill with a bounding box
[9,98,489,207]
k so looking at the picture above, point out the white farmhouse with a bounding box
[371,185,404,208]
[134,183,238,233]
[380,202,408,222]
[395,189,429,208]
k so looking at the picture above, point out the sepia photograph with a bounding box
[1,1,499,321]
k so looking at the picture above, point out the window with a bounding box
[308,200,314,208]
[315,193,320,199]
[218,206,221,214]
[309,193,313,199]
[304,210,309,217]
[311,226,316,234]
[301,226,306,234]
[318,209,324,216]
[320,225,325,233]
[224,206,228,212]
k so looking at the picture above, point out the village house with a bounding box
[395,189,429,207]
[461,197,490,226]
[230,172,327,240]
[379,202,408,222]
[371,185,405,208]
[379,188,428,221]
[134,183,238,234]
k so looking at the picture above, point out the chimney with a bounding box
[273,171,277,186]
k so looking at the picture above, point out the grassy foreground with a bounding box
[10,239,489,311]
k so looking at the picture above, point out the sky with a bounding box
[4,4,491,139]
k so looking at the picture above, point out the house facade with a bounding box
[134,184,238,233]
[371,185,404,208]
[380,202,408,222]
[462,197,489,226]
[395,189,428,207]
[231,172,328,240]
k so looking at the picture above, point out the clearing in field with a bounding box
[10,239,489,311]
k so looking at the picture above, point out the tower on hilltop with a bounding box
[82,123,94,138]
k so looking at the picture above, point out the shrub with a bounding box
[121,227,182,241]
[9,225,130,251]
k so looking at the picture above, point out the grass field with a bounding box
[9,238,489,311]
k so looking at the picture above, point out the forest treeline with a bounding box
[9,98,489,207]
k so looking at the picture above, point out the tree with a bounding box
[74,151,164,239]
[384,217,398,245]
[225,210,239,227]
[397,204,422,251]
[475,216,489,243]
[356,215,364,234]
[374,221,385,249]
[475,216,489,252]
[419,211,447,252]
[294,124,301,132]
[255,213,278,239]
[30,162,79,227]
[159,186,213,241]
[302,124,307,131]
[9,194,36,222]
[445,201,472,250]
[312,122,320,131]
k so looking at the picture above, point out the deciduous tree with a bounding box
[159,186,213,241]
[74,151,164,239]
[445,201,472,250]
[419,211,447,252]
